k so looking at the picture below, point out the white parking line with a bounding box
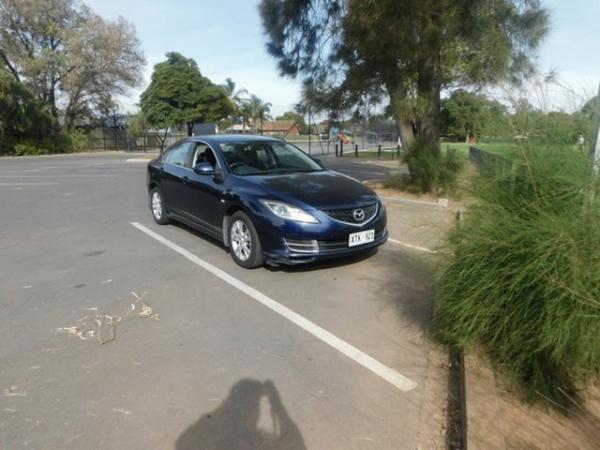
[388,238,435,253]
[126,158,152,163]
[131,222,418,392]
[0,182,59,186]
[0,174,119,178]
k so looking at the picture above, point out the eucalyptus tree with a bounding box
[259,0,549,159]
[0,0,145,130]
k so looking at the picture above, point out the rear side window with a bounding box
[164,142,191,167]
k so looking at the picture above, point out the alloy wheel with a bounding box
[230,219,252,261]
[151,191,162,220]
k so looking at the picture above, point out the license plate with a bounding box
[348,229,375,247]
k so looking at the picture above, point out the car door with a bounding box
[160,141,194,213]
[179,143,226,233]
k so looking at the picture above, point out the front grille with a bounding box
[322,202,378,225]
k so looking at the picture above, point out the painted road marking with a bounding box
[388,238,435,253]
[0,182,59,186]
[126,158,152,163]
[131,222,418,392]
[0,174,119,178]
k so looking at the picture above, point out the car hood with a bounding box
[245,170,377,209]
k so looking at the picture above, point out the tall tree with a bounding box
[441,89,508,142]
[0,65,53,153]
[140,52,234,139]
[259,0,548,158]
[0,0,145,130]
[276,111,307,134]
[220,77,248,129]
[241,95,272,132]
[221,77,248,112]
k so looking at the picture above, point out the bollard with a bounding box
[335,143,339,157]
[355,144,358,157]
[378,144,381,158]
[397,144,401,159]
[340,140,344,156]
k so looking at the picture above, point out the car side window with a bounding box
[164,142,191,167]
[192,143,220,172]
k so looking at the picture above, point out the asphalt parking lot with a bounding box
[0,153,444,450]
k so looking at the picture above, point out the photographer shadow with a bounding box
[175,378,306,450]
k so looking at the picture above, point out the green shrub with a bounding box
[14,143,48,156]
[438,148,463,194]
[68,129,89,152]
[403,137,439,192]
[401,138,464,194]
[434,144,600,408]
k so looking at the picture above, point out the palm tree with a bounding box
[242,95,272,134]
[220,78,248,130]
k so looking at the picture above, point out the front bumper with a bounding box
[255,202,388,266]
[263,228,388,265]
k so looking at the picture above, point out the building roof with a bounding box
[259,120,298,132]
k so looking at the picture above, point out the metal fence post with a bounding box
[355,144,358,157]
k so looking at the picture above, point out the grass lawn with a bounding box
[441,142,517,159]
[340,142,517,160]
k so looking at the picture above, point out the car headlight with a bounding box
[260,200,319,223]
[378,195,386,212]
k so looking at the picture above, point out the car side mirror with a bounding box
[314,158,324,167]
[193,162,215,175]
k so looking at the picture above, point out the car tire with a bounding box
[228,211,263,269]
[149,187,170,225]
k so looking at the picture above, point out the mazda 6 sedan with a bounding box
[146,135,388,268]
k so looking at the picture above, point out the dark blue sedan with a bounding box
[147,135,388,268]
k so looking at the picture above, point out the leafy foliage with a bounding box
[140,52,233,140]
[400,137,464,193]
[435,144,600,407]
[441,90,509,141]
[0,0,144,131]
[276,111,307,134]
[241,94,272,131]
[0,66,56,154]
[259,0,549,151]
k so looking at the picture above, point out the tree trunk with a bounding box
[416,50,442,158]
[386,81,416,149]
[396,117,415,150]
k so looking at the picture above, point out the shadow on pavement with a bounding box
[175,379,306,450]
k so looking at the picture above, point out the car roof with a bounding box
[189,134,281,145]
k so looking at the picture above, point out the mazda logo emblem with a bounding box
[353,208,365,221]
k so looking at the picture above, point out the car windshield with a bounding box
[219,141,322,176]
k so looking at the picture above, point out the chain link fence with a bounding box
[83,118,401,157]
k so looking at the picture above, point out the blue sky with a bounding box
[86,0,600,115]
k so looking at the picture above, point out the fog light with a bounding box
[283,238,319,254]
